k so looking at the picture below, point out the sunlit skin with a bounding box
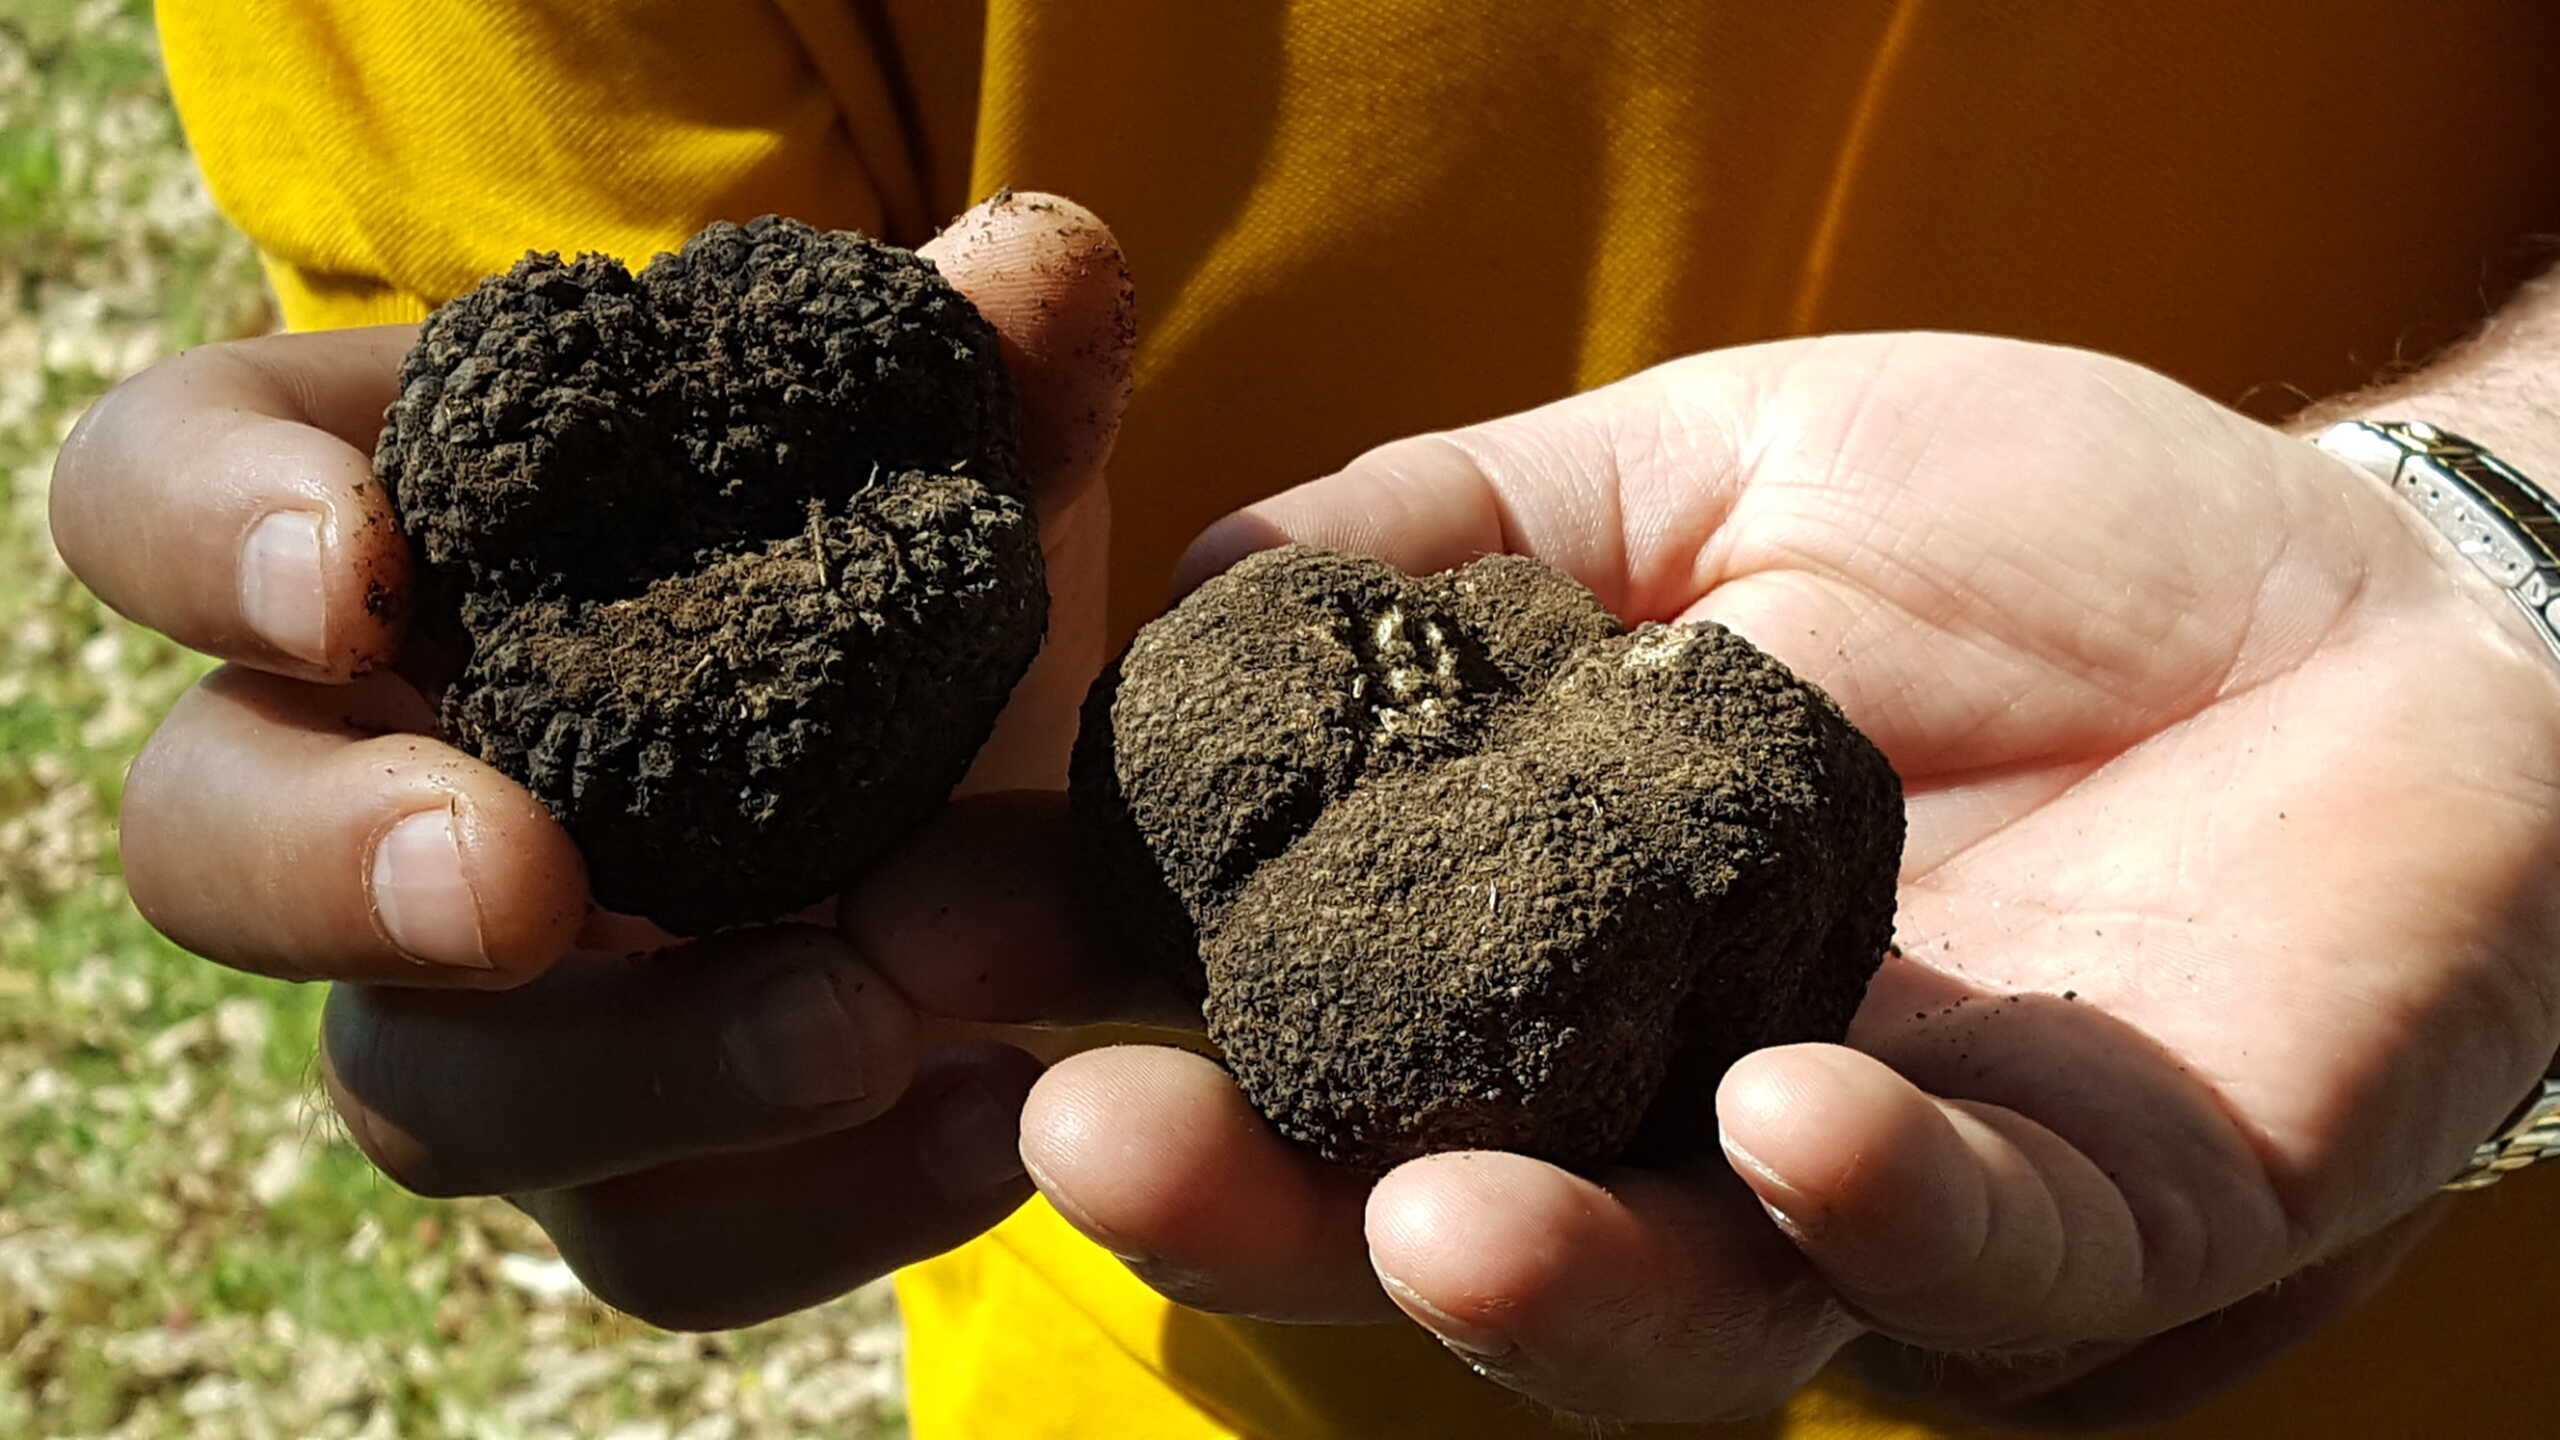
[1025,335,2560,1422]
[52,191,2560,1425]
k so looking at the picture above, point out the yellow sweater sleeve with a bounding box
[156,0,976,330]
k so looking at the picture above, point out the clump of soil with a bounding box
[379,217,1043,935]
[1072,546,1902,1174]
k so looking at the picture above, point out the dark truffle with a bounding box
[1072,547,1901,1174]
[380,217,1043,934]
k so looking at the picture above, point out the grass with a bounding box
[0,3,906,1434]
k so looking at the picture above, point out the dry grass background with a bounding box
[0,3,908,1434]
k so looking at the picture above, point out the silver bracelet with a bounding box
[2312,419,2560,1191]
[2443,1078,2560,1192]
[2313,419,2560,666]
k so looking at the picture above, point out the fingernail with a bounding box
[725,968,869,1108]
[924,1077,1028,1193]
[240,510,328,665]
[369,807,492,969]
[1375,1269,1516,1361]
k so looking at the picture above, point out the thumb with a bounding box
[1169,357,1747,622]
[1172,395,1640,607]
[920,192,1135,790]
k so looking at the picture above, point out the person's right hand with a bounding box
[49,192,1140,1329]
[1010,333,2560,1426]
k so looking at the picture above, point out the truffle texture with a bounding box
[379,217,1043,935]
[1071,547,1902,1174]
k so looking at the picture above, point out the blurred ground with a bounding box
[0,3,908,1434]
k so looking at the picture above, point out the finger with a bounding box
[1020,1045,1390,1322]
[51,324,417,679]
[1997,1198,2442,1428]
[522,1042,1041,1332]
[1717,1044,2167,1352]
[121,665,585,985]
[1848,1198,2444,1428]
[844,791,1197,1028]
[923,191,1135,792]
[1177,424,1566,599]
[921,191,1134,520]
[1169,356,2004,783]
[1364,1151,1858,1424]
[1174,360,1739,615]
[323,927,920,1198]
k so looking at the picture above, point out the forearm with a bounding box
[2293,267,2560,477]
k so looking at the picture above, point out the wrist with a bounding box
[2308,419,2560,1187]
[2302,417,2560,672]
[2295,393,2560,487]
[2287,267,2560,480]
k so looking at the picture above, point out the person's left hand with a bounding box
[51,191,1145,1331]
[965,333,2560,1426]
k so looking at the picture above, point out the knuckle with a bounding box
[1855,1270,2055,1352]
[1393,430,1495,486]
[321,993,494,1198]
[116,689,223,946]
[1119,1256,1246,1315]
[115,764,181,926]
[575,1270,774,1333]
[117,697,189,816]
[331,1086,477,1199]
[541,1206,824,1333]
[1464,1353,1793,1429]
[1881,1283,2078,1355]
[48,353,210,569]
[49,366,142,514]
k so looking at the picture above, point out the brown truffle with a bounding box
[1072,546,1901,1174]
[379,217,1043,935]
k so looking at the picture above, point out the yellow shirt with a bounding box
[162,3,2560,1435]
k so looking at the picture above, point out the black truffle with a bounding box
[1072,547,1901,1174]
[379,217,1043,935]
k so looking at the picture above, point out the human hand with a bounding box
[50,192,1140,1328]
[1011,333,2560,1423]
